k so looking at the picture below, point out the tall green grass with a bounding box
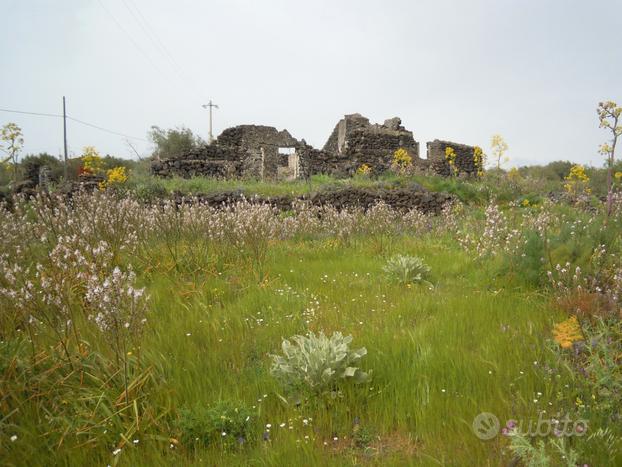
[3,231,577,466]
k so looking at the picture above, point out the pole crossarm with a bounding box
[202,100,219,143]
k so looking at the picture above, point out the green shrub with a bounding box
[383,254,431,285]
[132,181,168,201]
[507,431,579,467]
[270,331,370,398]
[578,319,622,418]
[177,401,256,450]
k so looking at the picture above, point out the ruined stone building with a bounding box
[151,125,304,180]
[297,114,421,177]
[151,113,480,180]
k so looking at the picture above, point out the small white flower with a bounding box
[10,435,17,442]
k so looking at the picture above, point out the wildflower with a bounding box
[553,316,583,349]
[444,146,457,175]
[356,163,372,176]
[10,435,17,442]
[391,148,413,174]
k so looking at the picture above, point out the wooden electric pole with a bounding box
[202,100,219,143]
[63,96,68,179]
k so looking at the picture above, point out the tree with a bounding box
[1,123,24,182]
[597,100,622,216]
[21,153,63,183]
[490,134,509,170]
[148,126,203,160]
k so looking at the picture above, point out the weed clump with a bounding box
[270,331,370,399]
[177,401,257,450]
[383,254,431,285]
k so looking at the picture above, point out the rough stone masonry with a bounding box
[151,113,480,180]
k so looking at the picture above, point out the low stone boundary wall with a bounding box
[171,186,454,214]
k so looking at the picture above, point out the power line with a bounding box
[66,116,147,141]
[0,108,62,118]
[96,0,205,102]
[95,0,172,84]
[121,0,208,101]
[0,107,148,142]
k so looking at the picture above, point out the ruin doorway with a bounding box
[277,147,300,180]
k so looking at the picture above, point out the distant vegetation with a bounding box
[148,125,204,160]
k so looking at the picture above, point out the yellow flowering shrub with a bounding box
[445,147,457,176]
[473,146,485,177]
[81,146,104,175]
[391,148,413,174]
[564,164,591,197]
[356,163,372,176]
[553,316,583,349]
[491,134,509,169]
[99,166,128,190]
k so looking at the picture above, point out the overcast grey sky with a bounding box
[1,0,620,166]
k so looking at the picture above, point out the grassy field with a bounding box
[1,178,621,466]
[125,171,546,204]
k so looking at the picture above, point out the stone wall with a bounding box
[151,125,303,179]
[426,139,479,176]
[215,125,301,179]
[321,114,420,173]
[151,145,242,178]
[170,185,453,215]
[298,146,354,178]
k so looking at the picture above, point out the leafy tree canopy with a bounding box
[148,126,204,160]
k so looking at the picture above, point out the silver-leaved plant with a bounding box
[270,331,370,397]
[383,254,431,285]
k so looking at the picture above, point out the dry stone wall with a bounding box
[151,125,302,179]
[169,185,453,215]
[320,114,420,174]
[426,139,479,176]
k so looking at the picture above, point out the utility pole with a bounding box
[62,96,68,180]
[202,100,219,143]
